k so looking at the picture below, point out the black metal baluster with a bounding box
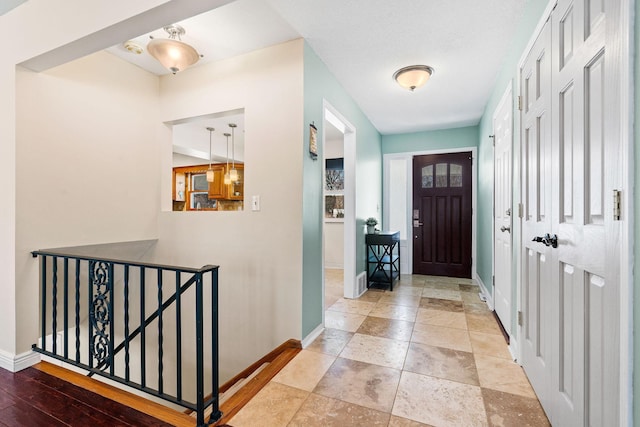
[52,257,58,354]
[88,261,94,369]
[175,271,182,402]
[41,256,47,351]
[140,267,146,388]
[75,259,80,363]
[157,269,163,395]
[124,265,130,382]
[108,263,115,377]
[63,258,69,359]
[210,268,221,422]
[195,271,204,426]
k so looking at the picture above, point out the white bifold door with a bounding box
[520,0,622,425]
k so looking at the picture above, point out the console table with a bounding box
[366,231,400,291]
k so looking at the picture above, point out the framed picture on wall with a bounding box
[325,195,344,221]
[325,157,344,222]
[325,157,344,190]
[309,123,318,159]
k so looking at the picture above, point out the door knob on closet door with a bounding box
[500,226,511,233]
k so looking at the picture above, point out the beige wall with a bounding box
[0,0,236,361]
[156,39,305,379]
[15,51,162,352]
[1,1,306,386]
[15,38,305,382]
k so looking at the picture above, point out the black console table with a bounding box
[366,231,400,291]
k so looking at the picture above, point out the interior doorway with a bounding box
[321,100,357,325]
[323,119,345,309]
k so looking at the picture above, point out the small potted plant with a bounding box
[365,217,378,234]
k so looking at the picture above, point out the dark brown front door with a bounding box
[413,152,472,278]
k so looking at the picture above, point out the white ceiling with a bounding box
[107,0,527,135]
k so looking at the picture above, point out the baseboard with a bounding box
[0,349,41,372]
[214,340,302,425]
[302,324,324,348]
[324,262,344,269]
[508,336,518,362]
[219,339,301,394]
[475,273,494,310]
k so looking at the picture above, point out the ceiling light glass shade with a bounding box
[229,168,239,182]
[224,172,231,185]
[148,38,199,74]
[393,65,434,91]
[206,167,214,182]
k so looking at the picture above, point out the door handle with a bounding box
[500,226,511,233]
[532,233,558,248]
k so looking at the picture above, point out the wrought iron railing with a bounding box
[31,247,221,426]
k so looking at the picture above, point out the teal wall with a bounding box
[302,43,382,338]
[381,125,478,154]
[634,0,639,422]
[476,0,550,301]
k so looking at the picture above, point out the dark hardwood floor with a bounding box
[0,366,172,426]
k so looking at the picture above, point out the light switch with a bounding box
[251,195,260,211]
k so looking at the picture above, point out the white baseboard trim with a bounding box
[301,324,324,348]
[508,336,519,363]
[474,273,494,310]
[324,262,344,269]
[0,349,41,372]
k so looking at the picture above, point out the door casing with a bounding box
[383,147,479,290]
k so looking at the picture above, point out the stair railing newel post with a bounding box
[195,270,205,426]
[211,267,222,423]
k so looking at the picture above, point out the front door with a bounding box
[412,152,472,278]
[493,85,513,335]
[520,0,622,424]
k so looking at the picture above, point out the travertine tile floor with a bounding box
[230,270,550,426]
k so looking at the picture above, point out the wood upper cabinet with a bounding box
[207,165,226,199]
[226,164,244,200]
[172,163,244,203]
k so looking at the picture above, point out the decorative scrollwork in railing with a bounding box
[90,260,111,369]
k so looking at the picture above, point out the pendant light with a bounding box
[229,123,239,182]
[147,25,200,74]
[206,127,215,182]
[223,132,231,185]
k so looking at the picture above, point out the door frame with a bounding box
[383,147,478,289]
[492,81,514,343]
[514,0,633,423]
[321,100,357,309]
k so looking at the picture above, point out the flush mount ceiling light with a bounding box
[147,24,200,74]
[393,65,434,92]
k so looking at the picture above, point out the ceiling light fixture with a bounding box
[228,123,239,182]
[147,24,200,74]
[206,127,215,182]
[393,65,434,92]
[223,132,232,185]
[123,40,143,55]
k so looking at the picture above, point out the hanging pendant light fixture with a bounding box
[147,25,200,74]
[223,132,232,185]
[228,123,239,182]
[206,127,215,182]
[393,65,434,92]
